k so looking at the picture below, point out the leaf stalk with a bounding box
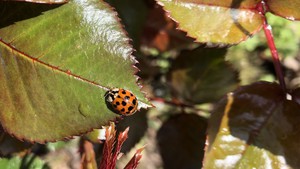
[258,1,286,92]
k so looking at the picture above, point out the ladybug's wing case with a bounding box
[115,89,138,116]
[105,88,138,116]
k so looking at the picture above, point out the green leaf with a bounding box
[3,0,67,4]
[157,0,263,45]
[0,154,49,169]
[204,81,300,168]
[267,0,300,21]
[168,47,238,104]
[0,0,151,143]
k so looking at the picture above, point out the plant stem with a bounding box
[258,1,286,92]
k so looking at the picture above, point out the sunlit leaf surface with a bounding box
[173,0,260,8]
[267,0,300,21]
[157,0,263,45]
[4,0,67,4]
[203,81,300,169]
[0,0,151,143]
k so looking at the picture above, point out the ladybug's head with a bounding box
[104,88,119,103]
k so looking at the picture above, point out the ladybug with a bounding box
[105,88,138,116]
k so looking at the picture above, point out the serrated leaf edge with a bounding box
[104,0,153,109]
[156,0,263,47]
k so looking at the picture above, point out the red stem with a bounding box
[257,1,286,92]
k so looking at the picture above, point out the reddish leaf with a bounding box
[123,147,144,169]
[141,4,193,52]
[267,0,300,21]
[99,123,117,169]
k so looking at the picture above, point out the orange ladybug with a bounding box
[105,88,138,116]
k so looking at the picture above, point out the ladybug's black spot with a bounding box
[130,93,133,96]
[126,111,130,114]
[116,101,120,105]
[121,108,125,112]
[117,95,121,98]
[124,96,130,101]
[128,106,134,111]
[122,101,127,106]
[132,99,136,105]
[122,90,126,94]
